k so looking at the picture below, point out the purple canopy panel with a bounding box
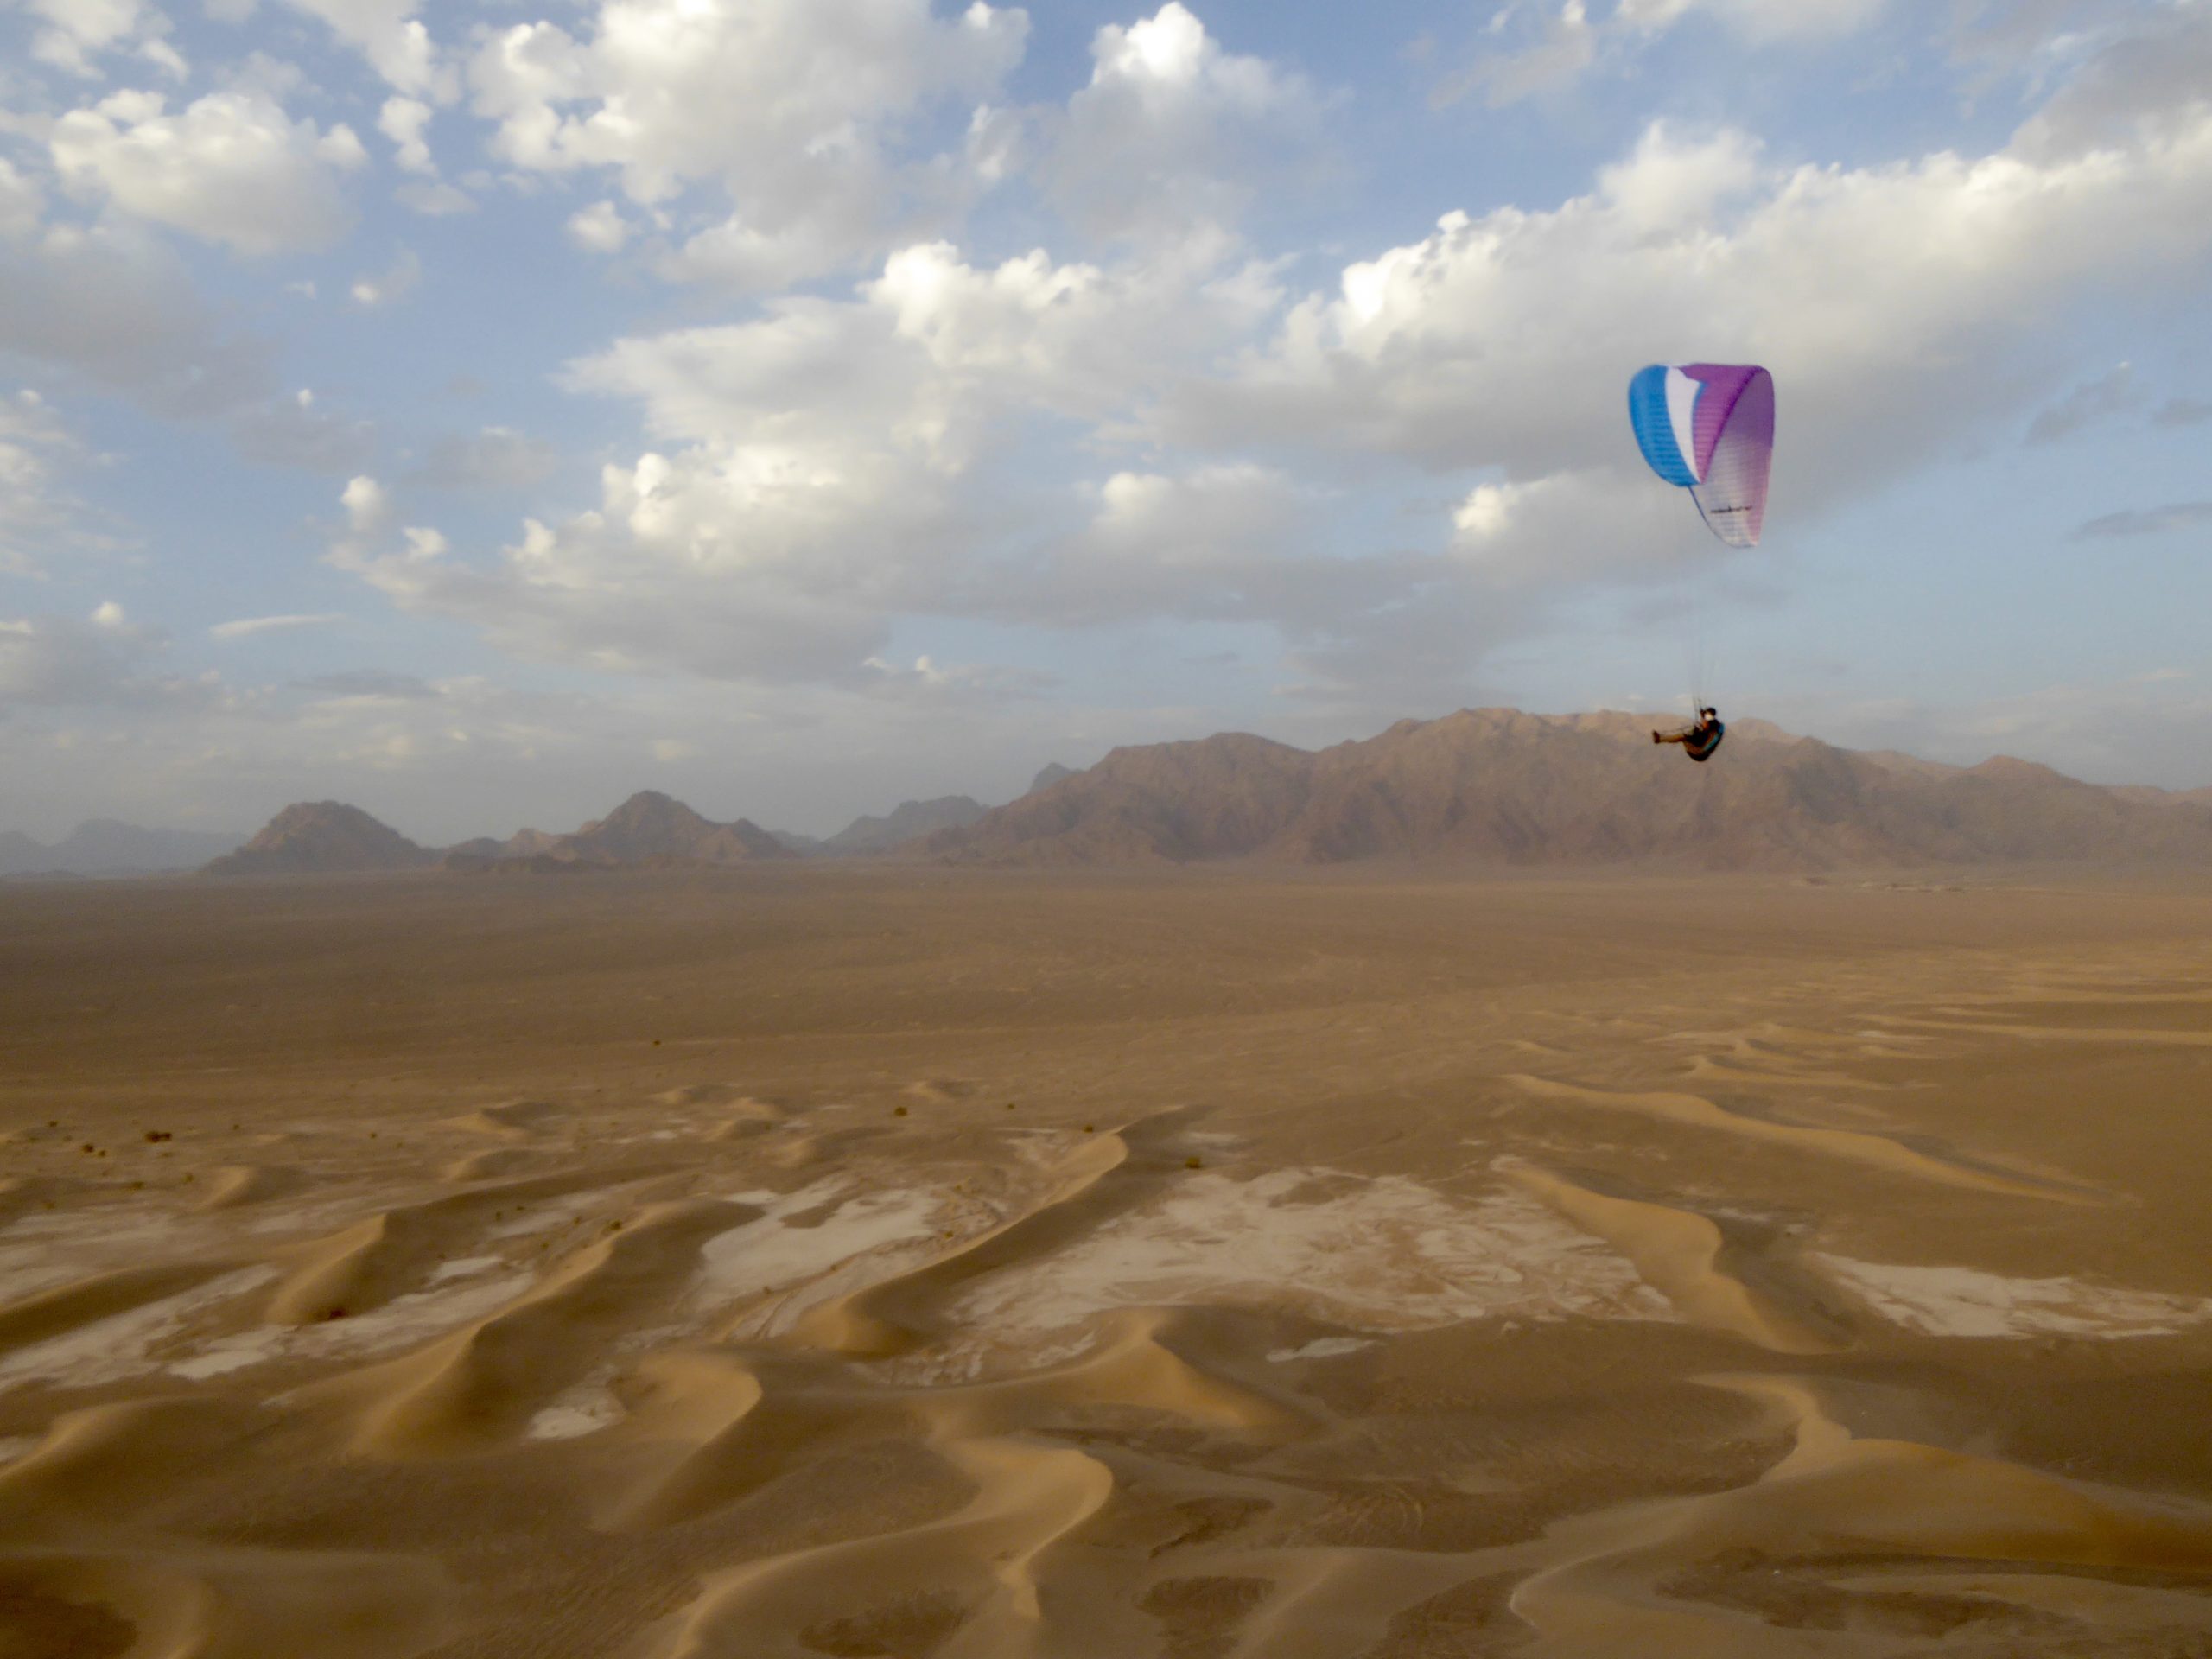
[1681,364,1773,548]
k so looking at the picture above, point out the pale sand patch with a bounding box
[0,1266,280,1394]
[528,1386,626,1441]
[1267,1337,1376,1363]
[289,1269,543,1356]
[2,1205,205,1280]
[428,1255,503,1283]
[951,1170,1668,1343]
[168,1336,284,1380]
[486,1193,612,1239]
[1815,1255,2212,1339]
[169,1270,540,1380]
[696,1181,945,1313]
[0,1244,82,1307]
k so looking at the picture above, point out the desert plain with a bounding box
[2,866,2210,1657]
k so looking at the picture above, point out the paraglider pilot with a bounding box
[1655,708,1725,762]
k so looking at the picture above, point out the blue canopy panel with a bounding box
[1628,365,1700,487]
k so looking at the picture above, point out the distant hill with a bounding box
[2057,782,2211,814]
[204,804,435,875]
[1028,762,1077,795]
[0,830,48,874]
[448,791,794,871]
[822,796,988,855]
[919,709,2212,871]
[0,820,246,877]
[561,791,792,864]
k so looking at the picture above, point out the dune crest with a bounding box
[1501,1161,1843,1354]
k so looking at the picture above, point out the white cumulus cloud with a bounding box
[342,474,391,533]
[467,0,1029,288]
[270,0,448,97]
[565,199,632,253]
[378,96,435,174]
[50,90,367,256]
[22,0,187,79]
[1041,3,1333,239]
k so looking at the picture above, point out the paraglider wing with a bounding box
[1627,363,1775,547]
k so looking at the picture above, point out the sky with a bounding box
[2,0,2209,842]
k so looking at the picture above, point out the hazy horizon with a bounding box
[10,699,2212,849]
[5,0,2209,842]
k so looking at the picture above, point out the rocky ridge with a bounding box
[920,709,2212,871]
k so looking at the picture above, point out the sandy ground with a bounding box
[2,865,2210,1657]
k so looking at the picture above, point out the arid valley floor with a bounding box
[3,868,2211,1657]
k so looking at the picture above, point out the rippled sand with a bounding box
[3,868,2210,1656]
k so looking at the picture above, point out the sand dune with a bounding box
[265,1166,666,1325]
[195,1164,307,1211]
[327,1198,752,1457]
[1503,1071,2093,1201]
[1504,1371,2212,1656]
[651,1434,1116,1659]
[1500,1161,1843,1355]
[1,868,2209,1654]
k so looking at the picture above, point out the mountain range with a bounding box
[131,709,2212,877]
[771,796,989,857]
[0,820,246,878]
[918,709,2212,870]
[443,791,792,872]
